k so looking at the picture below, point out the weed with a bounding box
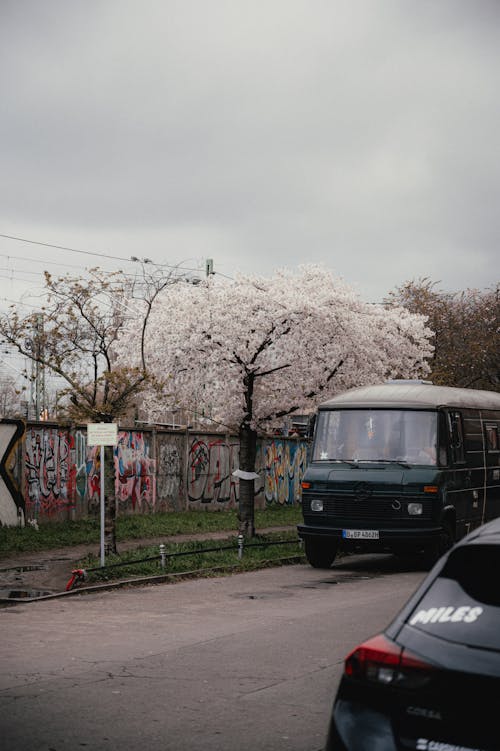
[0,506,302,557]
[77,530,305,583]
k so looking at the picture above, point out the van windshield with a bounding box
[312,409,438,465]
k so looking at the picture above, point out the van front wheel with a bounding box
[304,538,338,569]
[422,521,455,567]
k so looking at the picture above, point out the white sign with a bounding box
[87,423,118,446]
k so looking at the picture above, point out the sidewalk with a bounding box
[0,526,297,597]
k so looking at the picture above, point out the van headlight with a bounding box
[407,503,423,516]
[311,499,324,512]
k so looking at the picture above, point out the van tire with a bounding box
[422,521,455,567]
[304,538,338,569]
[438,520,455,557]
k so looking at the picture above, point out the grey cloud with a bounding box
[0,0,499,301]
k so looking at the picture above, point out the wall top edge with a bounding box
[21,421,309,441]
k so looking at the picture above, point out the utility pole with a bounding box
[29,314,45,420]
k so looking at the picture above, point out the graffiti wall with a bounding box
[24,427,77,520]
[187,436,240,508]
[156,434,184,511]
[258,439,308,506]
[185,435,308,509]
[115,431,156,512]
[0,422,308,526]
[85,430,157,514]
[74,429,89,516]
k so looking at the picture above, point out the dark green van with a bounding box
[298,381,500,567]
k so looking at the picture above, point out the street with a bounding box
[0,555,426,751]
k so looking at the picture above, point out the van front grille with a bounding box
[303,494,433,522]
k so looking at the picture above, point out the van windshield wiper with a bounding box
[323,459,360,467]
[371,459,412,469]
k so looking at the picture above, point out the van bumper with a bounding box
[297,523,442,552]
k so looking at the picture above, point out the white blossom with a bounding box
[119,265,433,431]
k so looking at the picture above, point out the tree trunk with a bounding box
[103,444,117,555]
[238,424,257,538]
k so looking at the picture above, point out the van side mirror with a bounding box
[308,414,316,439]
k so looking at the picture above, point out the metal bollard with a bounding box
[237,534,244,560]
[159,543,166,569]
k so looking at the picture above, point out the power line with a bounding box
[0,232,203,274]
[0,265,149,285]
[0,297,40,309]
[0,252,87,272]
[0,267,48,279]
[0,260,203,287]
[0,232,133,263]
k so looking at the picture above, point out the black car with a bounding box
[325,518,500,751]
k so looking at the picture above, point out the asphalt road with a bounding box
[0,555,426,751]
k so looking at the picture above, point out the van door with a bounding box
[484,419,500,523]
[448,410,483,536]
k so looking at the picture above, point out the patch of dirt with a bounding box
[0,527,296,595]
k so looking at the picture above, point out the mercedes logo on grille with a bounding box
[391,499,402,511]
[353,482,372,501]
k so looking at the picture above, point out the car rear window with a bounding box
[407,544,500,650]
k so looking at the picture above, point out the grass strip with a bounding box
[75,531,305,584]
[0,505,302,557]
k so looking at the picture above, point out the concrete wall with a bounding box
[0,419,309,526]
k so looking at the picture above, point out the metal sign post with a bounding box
[100,444,105,567]
[87,423,118,567]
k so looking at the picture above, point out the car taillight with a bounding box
[344,633,434,689]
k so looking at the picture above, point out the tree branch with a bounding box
[254,362,292,379]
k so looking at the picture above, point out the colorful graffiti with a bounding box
[187,437,240,503]
[74,429,88,502]
[115,431,156,511]
[24,427,76,517]
[186,436,308,506]
[85,445,101,514]
[6,424,308,523]
[259,439,308,505]
[84,431,156,513]
[157,439,183,507]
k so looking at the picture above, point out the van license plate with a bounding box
[342,529,379,539]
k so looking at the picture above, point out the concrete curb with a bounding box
[0,554,306,606]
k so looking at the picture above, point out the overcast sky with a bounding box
[1,0,499,313]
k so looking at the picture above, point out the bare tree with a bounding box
[0,374,26,417]
[387,279,500,391]
[0,263,185,542]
